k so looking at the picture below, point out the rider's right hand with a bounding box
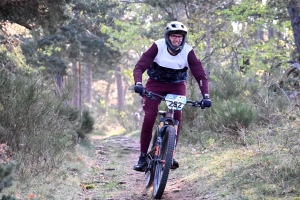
[134,83,144,96]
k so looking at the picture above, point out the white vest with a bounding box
[154,39,192,69]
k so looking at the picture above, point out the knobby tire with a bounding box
[153,126,176,199]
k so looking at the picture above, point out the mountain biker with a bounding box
[133,21,211,172]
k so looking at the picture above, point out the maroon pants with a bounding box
[140,78,186,153]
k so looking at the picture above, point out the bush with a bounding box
[182,68,259,141]
[57,105,79,121]
[252,90,288,126]
[0,163,15,200]
[0,70,77,180]
[80,110,94,135]
[57,107,95,140]
[209,68,259,101]
[205,97,257,135]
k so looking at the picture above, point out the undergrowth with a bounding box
[177,68,300,199]
[0,69,95,197]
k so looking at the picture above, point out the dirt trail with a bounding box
[79,135,200,200]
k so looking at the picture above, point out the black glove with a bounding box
[201,96,212,109]
[134,83,144,96]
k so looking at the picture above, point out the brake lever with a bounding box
[200,100,205,109]
[192,100,205,109]
[143,91,157,100]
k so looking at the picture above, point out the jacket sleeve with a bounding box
[133,43,158,84]
[187,50,209,96]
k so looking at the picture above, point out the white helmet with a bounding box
[165,21,188,55]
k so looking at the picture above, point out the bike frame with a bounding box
[143,90,202,199]
[144,91,179,157]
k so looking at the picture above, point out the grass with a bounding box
[2,143,95,199]
[173,124,300,200]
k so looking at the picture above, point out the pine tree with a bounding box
[0,0,72,32]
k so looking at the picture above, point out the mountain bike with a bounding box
[142,90,203,199]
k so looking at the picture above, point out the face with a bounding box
[169,34,183,47]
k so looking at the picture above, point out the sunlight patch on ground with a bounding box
[93,125,126,139]
[92,121,141,140]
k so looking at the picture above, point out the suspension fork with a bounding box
[154,135,164,164]
[156,109,178,164]
[154,125,168,164]
[167,123,179,163]
[172,120,179,159]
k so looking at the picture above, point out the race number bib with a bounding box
[165,94,186,110]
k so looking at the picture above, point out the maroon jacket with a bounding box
[133,42,209,95]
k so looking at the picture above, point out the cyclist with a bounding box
[133,21,211,172]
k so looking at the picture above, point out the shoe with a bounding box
[171,159,179,169]
[133,152,147,172]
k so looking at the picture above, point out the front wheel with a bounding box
[145,154,154,188]
[153,126,176,199]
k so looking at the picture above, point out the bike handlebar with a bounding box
[142,90,205,109]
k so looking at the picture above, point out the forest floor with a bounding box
[7,124,300,199]
[72,127,300,200]
[1,113,300,200]
[76,133,205,200]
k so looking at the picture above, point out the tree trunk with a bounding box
[257,0,264,41]
[205,2,211,78]
[268,27,274,39]
[78,61,82,110]
[54,74,64,96]
[72,61,80,108]
[287,1,300,59]
[105,81,112,106]
[115,66,124,111]
[83,61,92,106]
[257,27,264,40]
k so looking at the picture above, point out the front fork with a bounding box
[152,123,178,167]
[145,135,163,175]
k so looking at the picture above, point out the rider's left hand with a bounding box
[201,96,212,109]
